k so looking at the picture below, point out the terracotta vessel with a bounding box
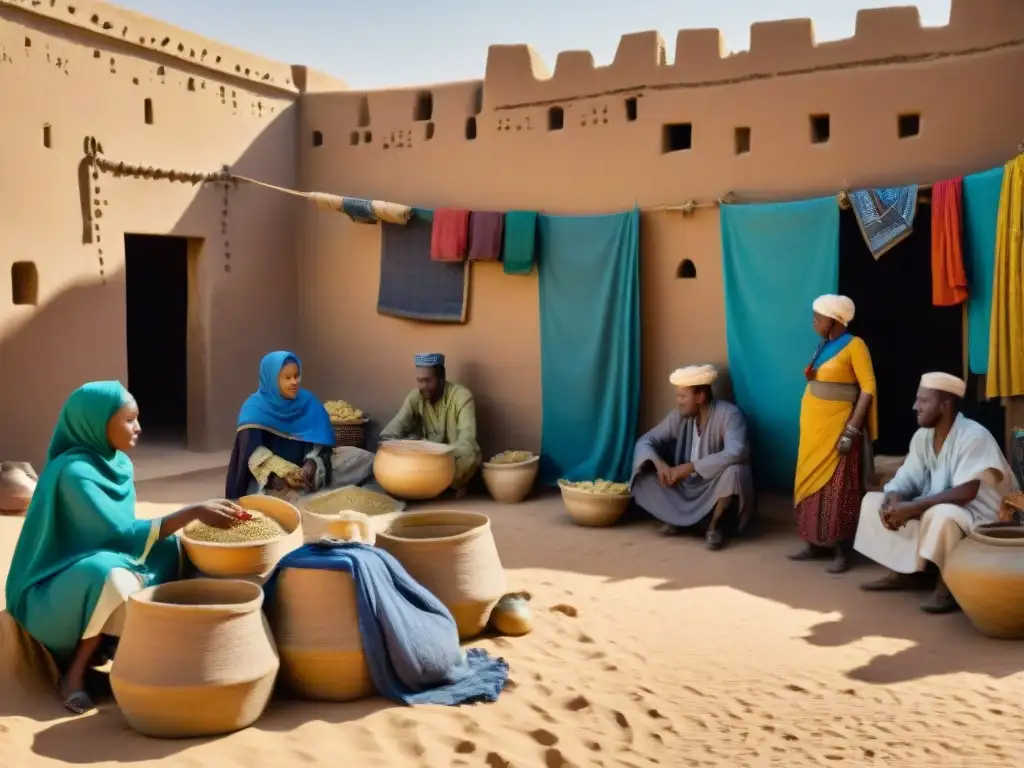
[376,510,507,639]
[558,481,630,527]
[944,522,1024,639]
[0,462,37,515]
[374,439,455,500]
[110,579,279,738]
[482,455,540,504]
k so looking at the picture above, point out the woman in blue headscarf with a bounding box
[5,381,245,714]
[225,351,342,499]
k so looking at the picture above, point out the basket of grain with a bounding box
[374,439,455,500]
[110,578,279,738]
[181,495,302,578]
[269,565,375,702]
[558,479,631,527]
[482,451,540,504]
[375,510,507,639]
[324,399,369,449]
[300,485,404,543]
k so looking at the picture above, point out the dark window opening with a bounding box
[363,131,372,144]
[810,114,830,144]
[465,117,477,140]
[349,131,360,146]
[11,262,39,305]
[414,91,433,121]
[662,122,692,153]
[676,259,697,279]
[898,113,920,139]
[625,97,638,122]
[42,123,52,148]
[357,95,371,127]
[424,122,435,140]
[144,98,153,124]
[548,106,564,131]
[734,127,751,155]
[312,130,323,147]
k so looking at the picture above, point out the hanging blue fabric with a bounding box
[721,198,840,491]
[536,209,640,484]
[962,167,1005,374]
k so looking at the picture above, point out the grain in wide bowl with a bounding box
[181,495,302,578]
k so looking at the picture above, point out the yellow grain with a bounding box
[324,399,364,422]
[186,509,287,544]
[560,478,629,496]
[303,486,400,517]
[488,450,534,465]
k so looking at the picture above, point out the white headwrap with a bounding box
[812,294,856,325]
[920,372,967,398]
[669,364,718,388]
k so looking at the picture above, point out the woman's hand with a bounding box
[301,459,318,492]
[190,499,247,529]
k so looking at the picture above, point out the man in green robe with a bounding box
[379,353,482,497]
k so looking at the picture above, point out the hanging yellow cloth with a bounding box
[986,155,1024,399]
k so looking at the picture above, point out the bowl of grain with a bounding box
[181,494,303,578]
[482,451,540,504]
[557,479,631,527]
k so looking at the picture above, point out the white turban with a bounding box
[812,294,856,325]
[669,364,718,388]
[920,372,967,398]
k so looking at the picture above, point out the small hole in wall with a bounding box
[810,114,830,144]
[363,131,372,144]
[414,91,433,121]
[424,122,435,141]
[676,259,697,279]
[465,116,477,141]
[734,127,751,155]
[11,262,39,306]
[144,98,153,124]
[357,95,370,127]
[625,97,637,122]
[548,107,564,131]
[312,130,323,147]
[42,123,51,148]
[662,122,692,153]
[25,37,31,47]
[187,77,195,91]
[898,113,920,138]
[349,131,359,146]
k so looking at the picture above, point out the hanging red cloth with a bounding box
[930,178,969,306]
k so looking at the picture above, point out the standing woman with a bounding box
[4,382,244,714]
[790,295,878,574]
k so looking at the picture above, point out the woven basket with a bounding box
[269,567,375,701]
[482,455,540,504]
[110,578,279,738]
[181,494,303,578]
[375,510,507,639]
[374,439,455,500]
[331,418,369,449]
[558,481,630,527]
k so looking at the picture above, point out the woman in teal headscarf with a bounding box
[5,381,246,715]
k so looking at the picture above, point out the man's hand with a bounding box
[881,501,915,531]
[654,460,674,487]
[668,463,695,485]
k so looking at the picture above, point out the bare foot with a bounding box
[920,580,959,614]
[859,571,917,591]
[826,549,850,574]
[705,529,725,551]
[788,543,825,561]
[657,523,681,536]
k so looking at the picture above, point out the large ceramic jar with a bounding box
[376,510,507,639]
[269,566,376,702]
[944,523,1024,639]
[110,579,279,738]
[374,440,455,500]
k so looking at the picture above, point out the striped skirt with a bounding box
[795,436,863,546]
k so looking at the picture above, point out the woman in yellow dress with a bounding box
[790,294,878,574]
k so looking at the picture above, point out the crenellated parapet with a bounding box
[482,0,1024,108]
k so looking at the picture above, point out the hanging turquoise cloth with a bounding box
[537,209,640,484]
[720,198,840,491]
[4,382,179,661]
[962,166,1005,374]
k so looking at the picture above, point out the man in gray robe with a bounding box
[630,364,755,550]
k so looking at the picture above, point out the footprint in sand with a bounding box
[485,752,512,768]
[454,740,476,754]
[550,604,578,618]
[577,632,595,644]
[544,748,573,768]
[529,729,559,747]
[565,694,591,712]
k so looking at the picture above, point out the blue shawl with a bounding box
[236,351,335,446]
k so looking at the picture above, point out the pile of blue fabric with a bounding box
[263,541,509,706]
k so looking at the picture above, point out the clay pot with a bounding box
[482,455,540,504]
[181,494,303,578]
[558,481,630,527]
[0,462,37,515]
[944,523,1024,639]
[110,579,279,738]
[376,511,507,639]
[373,440,455,500]
[269,566,376,702]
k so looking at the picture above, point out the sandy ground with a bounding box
[2,468,1024,767]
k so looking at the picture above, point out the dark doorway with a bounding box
[837,206,963,455]
[124,234,189,444]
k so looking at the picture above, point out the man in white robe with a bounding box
[630,365,755,550]
[854,372,1016,613]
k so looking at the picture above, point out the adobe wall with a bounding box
[297,0,1024,458]
[0,0,342,466]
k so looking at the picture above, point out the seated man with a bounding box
[630,364,755,550]
[379,352,482,498]
[855,372,1016,613]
